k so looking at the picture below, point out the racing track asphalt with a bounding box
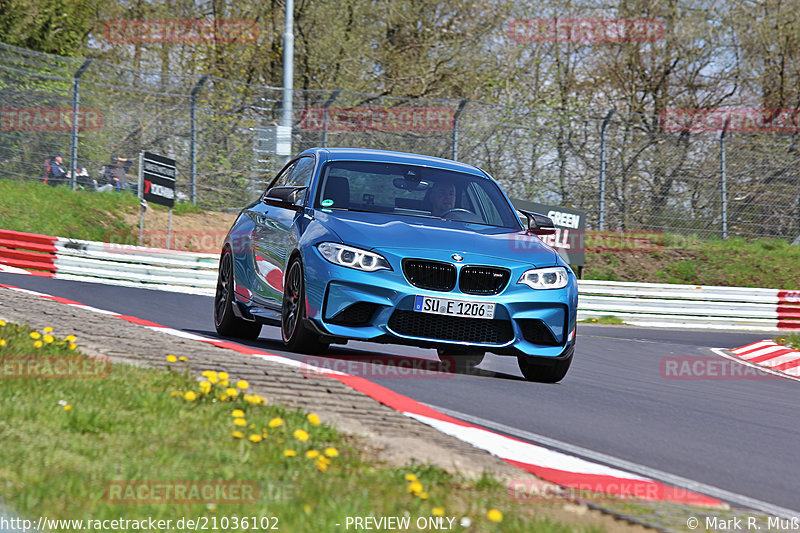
[2,272,798,513]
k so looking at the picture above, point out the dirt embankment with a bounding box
[121,209,237,253]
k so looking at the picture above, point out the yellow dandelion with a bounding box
[293,429,309,442]
[218,371,229,380]
[305,449,320,459]
[419,492,429,499]
[219,380,229,387]
[166,355,177,363]
[249,423,255,429]
[323,447,338,458]
[63,404,72,411]
[43,334,54,344]
[231,409,245,418]
[68,343,77,350]
[225,387,238,398]
[432,507,445,517]
[233,418,247,427]
[404,473,418,482]
[268,417,283,428]
[65,335,76,342]
[0,339,6,347]
[236,379,249,390]
[303,504,311,513]
[0,319,6,326]
[407,481,423,495]
[43,327,53,333]
[283,449,297,457]
[316,459,329,472]
[184,391,197,401]
[179,356,188,362]
[252,394,266,404]
[487,509,503,523]
[248,434,262,443]
[30,331,41,339]
[33,340,43,348]
[232,431,243,439]
[169,391,184,398]
[261,428,268,438]
[307,413,321,426]
[199,381,212,394]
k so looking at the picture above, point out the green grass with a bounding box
[0,179,138,241]
[585,235,800,289]
[0,321,600,533]
[775,333,800,351]
[580,316,627,325]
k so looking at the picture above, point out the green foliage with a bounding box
[0,0,95,56]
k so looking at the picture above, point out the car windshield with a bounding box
[315,161,521,229]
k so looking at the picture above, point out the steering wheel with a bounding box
[439,208,473,218]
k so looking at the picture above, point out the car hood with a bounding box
[313,210,559,267]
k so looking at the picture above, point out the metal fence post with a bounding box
[322,89,341,148]
[69,59,93,190]
[281,0,294,164]
[451,99,468,161]
[599,109,615,230]
[190,75,209,205]
[720,118,730,240]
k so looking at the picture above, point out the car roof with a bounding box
[298,147,489,178]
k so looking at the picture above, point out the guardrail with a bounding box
[2,229,798,330]
[0,229,217,296]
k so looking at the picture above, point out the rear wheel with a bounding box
[438,348,485,374]
[214,249,262,339]
[282,258,329,354]
[517,346,573,383]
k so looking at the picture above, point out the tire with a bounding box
[517,345,573,383]
[214,249,262,339]
[281,258,329,354]
[438,348,484,374]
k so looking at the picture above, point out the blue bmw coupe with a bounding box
[214,148,578,382]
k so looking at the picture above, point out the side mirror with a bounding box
[518,209,556,235]
[263,186,307,211]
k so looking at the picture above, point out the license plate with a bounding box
[413,295,495,319]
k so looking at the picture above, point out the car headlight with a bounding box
[518,266,569,290]
[317,243,391,272]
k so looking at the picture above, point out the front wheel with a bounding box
[281,258,329,354]
[517,346,573,383]
[214,249,262,339]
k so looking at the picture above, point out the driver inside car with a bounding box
[426,180,457,217]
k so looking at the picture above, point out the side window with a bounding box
[287,157,314,204]
[264,156,315,205]
[266,161,296,191]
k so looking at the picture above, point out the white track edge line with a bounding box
[711,348,800,383]
[424,403,800,519]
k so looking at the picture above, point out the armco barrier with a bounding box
[0,229,217,295]
[1,229,799,331]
